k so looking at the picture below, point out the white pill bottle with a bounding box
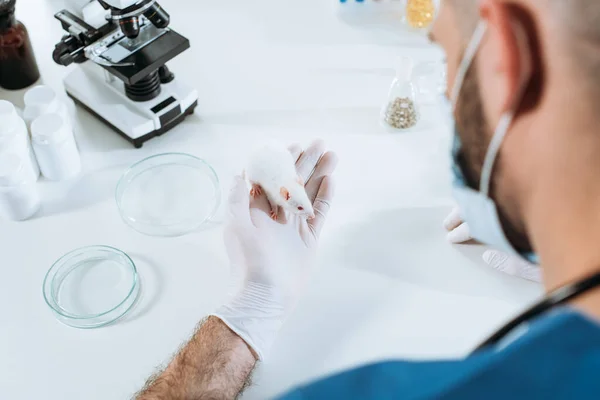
[31,113,81,181]
[0,152,41,221]
[0,100,40,181]
[23,85,71,131]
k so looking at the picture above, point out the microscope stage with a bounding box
[104,28,190,85]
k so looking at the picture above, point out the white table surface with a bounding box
[0,1,543,399]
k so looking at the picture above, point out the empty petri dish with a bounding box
[43,245,139,329]
[116,153,221,237]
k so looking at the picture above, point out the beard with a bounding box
[455,64,534,254]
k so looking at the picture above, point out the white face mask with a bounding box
[449,21,538,264]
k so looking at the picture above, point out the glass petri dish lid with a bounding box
[116,153,221,237]
[43,245,139,329]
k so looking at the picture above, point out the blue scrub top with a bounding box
[278,309,600,399]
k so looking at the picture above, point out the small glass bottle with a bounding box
[405,0,438,31]
[0,0,40,90]
[381,56,419,131]
[412,60,446,104]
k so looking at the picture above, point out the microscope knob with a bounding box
[53,42,74,66]
[53,36,85,66]
[59,54,75,66]
[158,65,175,84]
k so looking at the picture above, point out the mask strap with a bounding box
[450,21,488,109]
[479,113,513,195]
[480,57,530,196]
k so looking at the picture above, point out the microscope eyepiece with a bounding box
[143,2,169,29]
[119,16,140,38]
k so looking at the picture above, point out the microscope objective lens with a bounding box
[144,3,170,29]
[119,16,140,38]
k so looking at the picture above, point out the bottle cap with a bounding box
[31,113,70,144]
[0,100,19,135]
[0,152,25,186]
[24,85,59,117]
[395,55,414,80]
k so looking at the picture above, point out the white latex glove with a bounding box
[213,142,338,361]
[443,206,471,244]
[482,249,542,283]
[443,207,542,283]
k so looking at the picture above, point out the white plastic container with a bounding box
[0,152,41,221]
[23,85,71,131]
[31,113,81,181]
[0,100,40,181]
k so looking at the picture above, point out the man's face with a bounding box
[430,2,534,252]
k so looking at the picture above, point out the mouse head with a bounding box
[280,183,314,219]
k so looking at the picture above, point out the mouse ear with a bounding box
[280,187,291,201]
[296,175,303,185]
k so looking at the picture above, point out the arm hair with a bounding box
[134,317,257,400]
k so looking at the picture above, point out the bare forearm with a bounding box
[136,316,257,400]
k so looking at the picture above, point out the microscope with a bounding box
[52,0,198,147]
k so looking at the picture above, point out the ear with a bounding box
[297,175,303,185]
[480,0,533,114]
[280,187,290,201]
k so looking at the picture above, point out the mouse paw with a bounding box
[270,210,278,221]
[250,184,262,198]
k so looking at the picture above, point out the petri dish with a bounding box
[43,245,139,329]
[115,153,221,237]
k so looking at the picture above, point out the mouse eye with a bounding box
[297,206,304,211]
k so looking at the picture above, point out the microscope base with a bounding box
[64,63,199,148]
[68,94,197,148]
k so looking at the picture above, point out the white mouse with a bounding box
[245,143,315,220]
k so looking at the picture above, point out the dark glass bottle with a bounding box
[0,0,40,90]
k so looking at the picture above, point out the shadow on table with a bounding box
[204,107,384,134]
[35,164,128,219]
[205,105,448,135]
[328,206,540,303]
[70,104,135,153]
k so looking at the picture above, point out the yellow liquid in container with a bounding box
[406,0,436,29]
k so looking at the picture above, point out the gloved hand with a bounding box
[213,141,338,361]
[443,206,472,244]
[443,207,541,283]
[481,249,542,283]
